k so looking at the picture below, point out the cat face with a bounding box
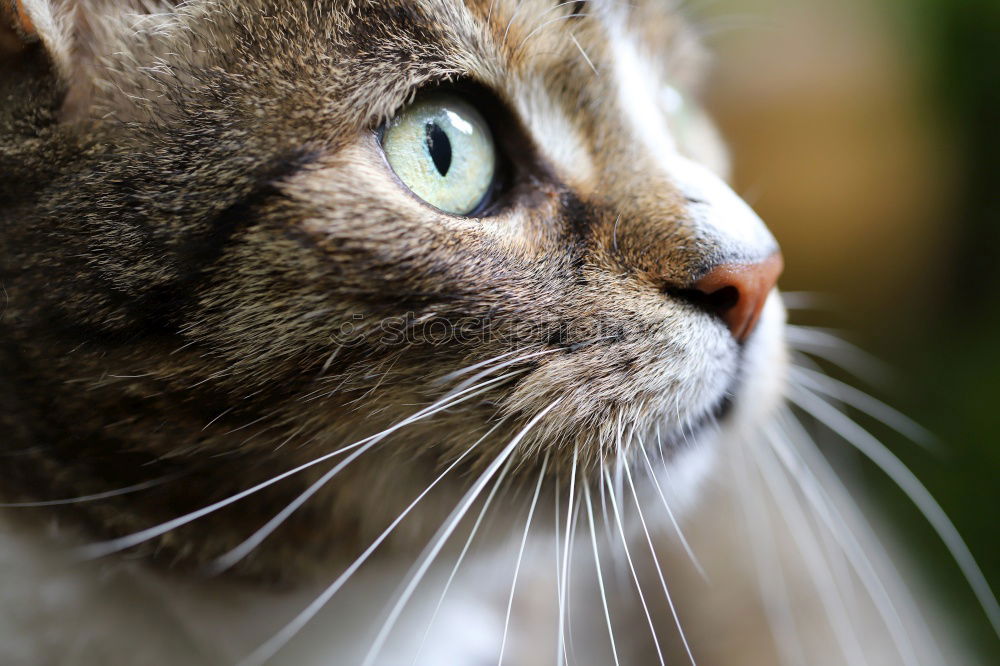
[0,0,786,573]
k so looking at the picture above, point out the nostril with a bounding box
[666,284,740,315]
[667,252,784,343]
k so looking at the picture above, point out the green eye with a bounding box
[382,93,497,216]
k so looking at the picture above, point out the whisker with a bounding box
[501,0,531,50]
[789,387,1000,634]
[613,423,627,521]
[730,437,806,666]
[785,325,891,386]
[433,348,527,385]
[497,453,549,665]
[637,440,707,579]
[598,448,617,563]
[412,453,518,666]
[553,475,564,666]
[441,348,560,401]
[750,428,869,666]
[768,412,926,666]
[655,423,667,462]
[605,411,630,568]
[556,444,579,666]
[788,365,935,449]
[499,0,585,54]
[77,371,521,561]
[563,461,584,666]
[359,398,564,666]
[623,460,697,666]
[238,420,505,666]
[515,13,589,55]
[208,413,505,575]
[777,290,829,311]
[0,476,172,508]
[570,33,598,75]
[583,479,621,666]
[603,468,665,665]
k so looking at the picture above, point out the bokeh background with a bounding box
[695,0,998,654]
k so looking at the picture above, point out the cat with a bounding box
[0,1,992,664]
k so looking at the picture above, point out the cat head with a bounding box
[0,0,786,575]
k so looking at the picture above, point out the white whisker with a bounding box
[788,387,1000,634]
[598,448,617,563]
[442,348,560,400]
[730,440,806,666]
[515,13,590,57]
[434,348,527,385]
[655,423,667,462]
[563,466,584,666]
[238,420,505,666]
[785,325,890,386]
[552,475,564,666]
[623,460,696,666]
[77,370,521,561]
[570,33,598,75]
[637,441,707,579]
[750,428,869,666]
[501,1,530,49]
[603,469,665,665]
[497,453,549,665]
[768,412,926,666]
[0,476,171,508]
[583,479,621,666]
[209,410,506,575]
[359,398,564,666]
[412,454,518,666]
[556,444,579,666]
[789,365,935,449]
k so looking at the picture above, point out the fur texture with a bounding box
[0,0,776,574]
[0,1,980,664]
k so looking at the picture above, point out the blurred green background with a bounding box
[698,0,998,655]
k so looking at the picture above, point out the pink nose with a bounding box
[689,252,784,342]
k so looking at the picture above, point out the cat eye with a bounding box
[381,93,497,216]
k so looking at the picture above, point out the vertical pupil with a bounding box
[425,122,452,177]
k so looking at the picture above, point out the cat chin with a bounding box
[641,292,789,518]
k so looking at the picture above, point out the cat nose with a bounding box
[682,252,784,342]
